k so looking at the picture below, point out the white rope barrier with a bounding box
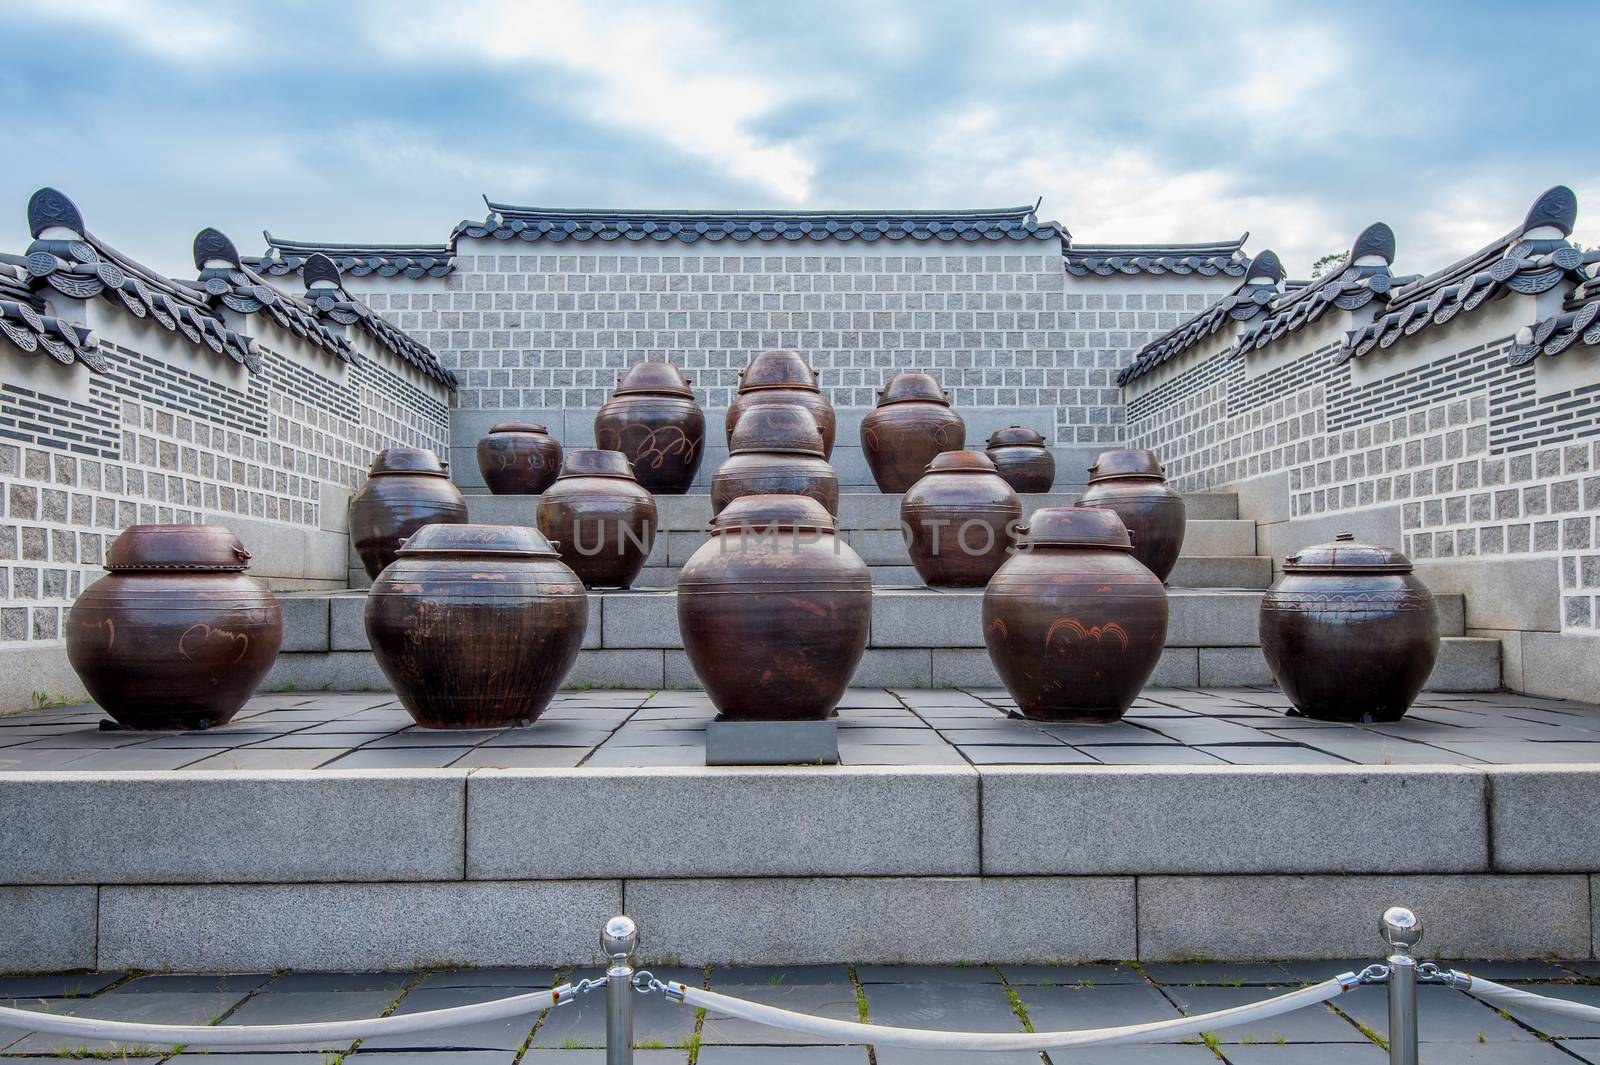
[0,984,576,1047]
[1456,974,1600,1025]
[666,975,1358,1051]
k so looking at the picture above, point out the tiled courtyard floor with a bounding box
[5,960,1600,1063]
[4,688,1600,771]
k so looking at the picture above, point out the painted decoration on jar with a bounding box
[594,362,705,494]
[365,524,587,728]
[1077,449,1186,583]
[712,405,839,516]
[986,425,1056,494]
[725,350,837,458]
[861,372,966,493]
[1259,533,1439,722]
[982,508,1168,723]
[536,449,657,589]
[902,450,1022,587]
[677,494,871,720]
[349,447,468,580]
[66,524,282,730]
[475,422,563,495]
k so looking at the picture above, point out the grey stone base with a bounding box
[705,719,839,765]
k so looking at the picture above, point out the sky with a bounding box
[3,0,1596,279]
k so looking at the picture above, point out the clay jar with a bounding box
[677,494,871,720]
[725,350,837,458]
[902,451,1022,588]
[982,508,1168,723]
[350,448,468,580]
[536,449,657,589]
[365,524,587,728]
[861,372,966,493]
[986,425,1056,494]
[1259,533,1439,723]
[1077,449,1187,583]
[712,405,839,516]
[65,524,282,730]
[475,422,563,495]
[594,362,705,494]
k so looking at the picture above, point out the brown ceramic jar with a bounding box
[982,508,1168,723]
[536,449,657,589]
[1077,449,1187,583]
[65,525,282,730]
[594,362,705,494]
[986,425,1056,494]
[349,448,468,580]
[1259,533,1439,723]
[861,372,966,493]
[365,524,587,728]
[677,495,871,720]
[726,350,837,458]
[712,405,839,516]
[475,422,563,495]
[902,451,1022,588]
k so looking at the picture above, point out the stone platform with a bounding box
[3,687,1599,973]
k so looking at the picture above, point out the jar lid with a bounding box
[709,494,837,534]
[877,372,950,406]
[988,425,1047,448]
[1014,507,1133,550]
[368,447,449,477]
[738,349,819,392]
[1284,532,1414,573]
[558,448,638,480]
[105,524,252,571]
[614,361,694,398]
[487,421,550,435]
[397,523,559,558]
[925,450,998,474]
[1087,448,1165,483]
[729,405,825,457]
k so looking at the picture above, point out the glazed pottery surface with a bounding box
[475,422,563,495]
[982,507,1168,723]
[902,451,1022,587]
[536,449,657,589]
[861,372,965,492]
[986,425,1056,494]
[712,406,839,515]
[738,349,820,391]
[350,447,468,579]
[66,524,282,730]
[725,387,837,458]
[1077,448,1186,582]
[1260,533,1439,723]
[365,524,587,728]
[595,362,705,494]
[677,494,871,721]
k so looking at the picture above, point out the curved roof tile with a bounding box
[1510,259,1600,365]
[0,260,105,371]
[1230,223,1398,358]
[1117,251,1286,385]
[1065,234,1250,277]
[252,233,456,279]
[192,228,357,365]
[297,254,456,388]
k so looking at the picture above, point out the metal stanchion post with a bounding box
[602,915,638,1065]
[1381,906,1422,1065]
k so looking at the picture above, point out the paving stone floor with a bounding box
[4,961,1600,1063]
[4,688,1600,771]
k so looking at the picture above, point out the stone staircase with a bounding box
[283,490,1501,693]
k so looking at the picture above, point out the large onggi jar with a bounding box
[1077,448,1186,583]
[594,362,705,494]
[861,372,965,493]
[349,447,468,579]
[902,450,1021,588]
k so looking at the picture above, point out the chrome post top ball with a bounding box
[1380,906,1423,953]
[602,915,639,961]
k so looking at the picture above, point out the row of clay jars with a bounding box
[712,405,838,516]
[678,494,871,720]
[537,450,658,589]
[861,372,966,492]
[65,524,283,730]
[595,362,705,494]
[725,350,837,459]
[902,451,1021,587]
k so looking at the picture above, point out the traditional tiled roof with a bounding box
[1230,223,1398,357]
[0,260,106,371]
[455,200,1068,245]
[1117,252,1286,385]
[251,234,456,279]
[1338,186,1586,364]
[1065,235,1249,277]
[1510,259,1600,364]
[22,188,260,371]
[297,254,456,387]
[190,229,357,365]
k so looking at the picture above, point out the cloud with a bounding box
[10,0,239,60]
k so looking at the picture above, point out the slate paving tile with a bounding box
[708,966,853,987]
[1416,1046,1584,1064]
[583,746,706,767]
[266,972,414,993]
[863,981,1025,1034]
[1558,960,1600,977]
[55,748,214,770]
[996,964,1145,986]
[215,988,399,1051]
[349,1054,518,1065]
[1161,985,1366,1042]
[480,729,615,748]
[1451,960,1582,980]
[244,733,371,749]
[0,972,126,999]
[1034,725,1177,746]
[451,748,589,769]
[959,746,1100,765]
[366,730,504,748]
[359,986,542,1050]
[115,974,275,994]
[10,731,148,748]
[1333,985,1531,1042]
[525,987,695,1049]
[1076,745,1229,766]
[1218,1046,1388,1064]
[181,749,337,770]
[520,1051,687,1063]
[1198,744,1352,766]
[326,748,473,769]
[1272,961,1381,984]
[602,730,705,748]
[838,745,968,766]
[5,990,251,1054]
[698,982,862,1045]
[940,728,1063,746]
[1423,740,1600,763]
[1047,1047,1231,1065]
[1495,982,1600,1037]
[168,1055,330,1064]
[1139,962,1298,986]
[0,748,96,770]
[1560,1040,1600,1064]
[699,1048,866,1063]
[413,968,556,990]
[874,1048,1043,1064]
[1015,985,1183,1034]
[837,727,942,744]
[856,966,1006,985]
